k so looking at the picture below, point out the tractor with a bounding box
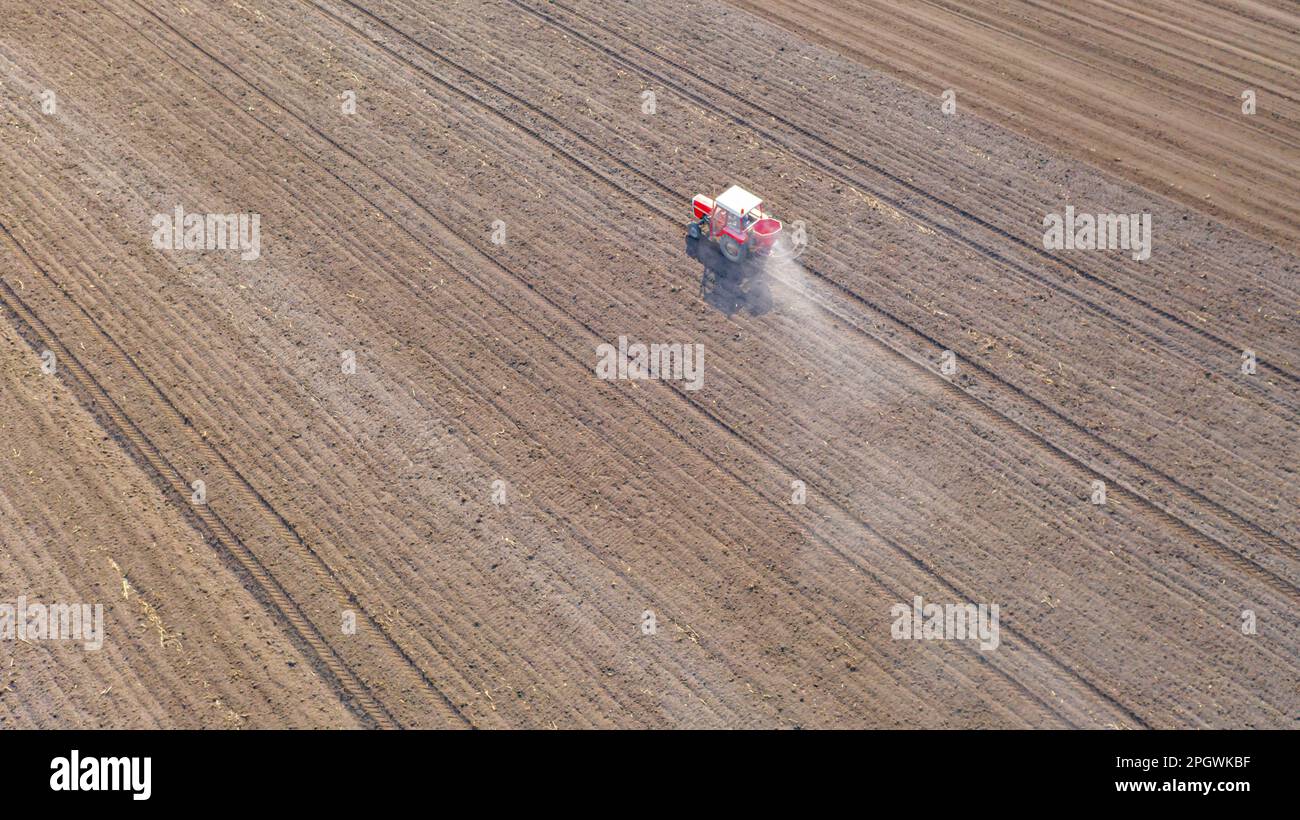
[687,185,783,263]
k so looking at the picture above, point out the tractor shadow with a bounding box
[685,237,774,318]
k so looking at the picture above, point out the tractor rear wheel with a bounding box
[719,234,746,263]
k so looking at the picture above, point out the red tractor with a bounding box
[687,185,783,263]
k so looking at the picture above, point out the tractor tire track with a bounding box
[0,219,473,729]
[0,264,400,729]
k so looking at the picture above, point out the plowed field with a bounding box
[0,0,1295,728]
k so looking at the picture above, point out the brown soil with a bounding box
[0,0,1294,728]
[728,0,1300,253]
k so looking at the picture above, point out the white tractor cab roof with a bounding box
[714,185,763,218]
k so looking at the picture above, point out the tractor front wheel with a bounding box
[687,221,702,239]
[719,234,746,263]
